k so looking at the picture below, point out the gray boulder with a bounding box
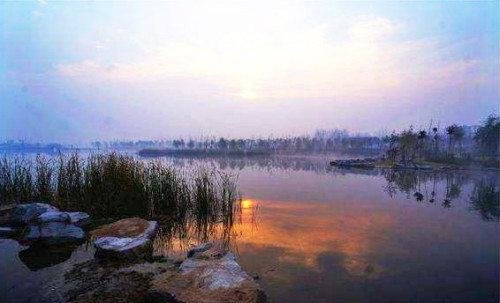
[23,222,85,244]
[0,203,58,225]
[67,212,92,227]
[37,211,70,223]
[35,210,92,227]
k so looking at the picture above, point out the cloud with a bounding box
[54,13,491,104]
[31,10,42,19]
[349,15,403,42]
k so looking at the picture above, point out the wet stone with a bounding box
[67,212,92,227]
[149,243,267,303]
[91,218,158,258]
[23,222,85,245]
[37,211,70,223]
[0,202,58,225]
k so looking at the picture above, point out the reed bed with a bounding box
[0,152,239,222]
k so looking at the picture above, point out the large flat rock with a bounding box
[91,218,158,258]
[149,243,266,303]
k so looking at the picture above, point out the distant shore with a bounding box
[331,158,499,171]
[138,148,272,158]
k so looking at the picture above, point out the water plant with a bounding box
[0,152,239,223]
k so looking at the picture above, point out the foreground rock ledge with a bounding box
[149,243,267,303]
[91,217,159,258]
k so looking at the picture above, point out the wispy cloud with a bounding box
[55,15,488,102]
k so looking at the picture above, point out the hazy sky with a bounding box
[1,1,498,143]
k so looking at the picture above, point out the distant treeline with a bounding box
[4,115,498,162]
[384,114,499,164]
[0,141,67,153]
[134,115,498,161]
[138,148,271,158]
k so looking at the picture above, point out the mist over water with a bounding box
[1,154,498,303]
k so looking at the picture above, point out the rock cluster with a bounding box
[0,202,91,244]
[149,242,267,303]
[1,204,266,302]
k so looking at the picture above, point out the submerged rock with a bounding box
[149,242,266,303]
[91,217,158,258]
[19,243,78,272]
[23,222,85,244]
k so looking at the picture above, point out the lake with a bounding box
[0,154,499,303]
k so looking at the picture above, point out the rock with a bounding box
[0,226,19,237]
[173,256,186,265]
[23,222,85,244]
[149,243,267,303]
[91,218,158,258]
[94,236,151,255]
[37,211,70,223]
[0,202,58,225]
[187,242,213,258]
[0,204,16,216]
[35,210,92,226]
[67,212,92,227]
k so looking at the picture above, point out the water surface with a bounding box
[1,155,498,303]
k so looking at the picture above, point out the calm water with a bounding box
[1,155,499,303]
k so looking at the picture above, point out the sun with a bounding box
[241,199,253,209]
[241,85,256,100]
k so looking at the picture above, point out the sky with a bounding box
[1,1,498,144]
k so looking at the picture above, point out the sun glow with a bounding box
[241,85,256,100]
[241,199,254,209]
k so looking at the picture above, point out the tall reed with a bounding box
[0,152,239,223]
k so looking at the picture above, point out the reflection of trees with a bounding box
[382,170,468,207]
[469,178,500,222]
[18,243,79,271]
[382,170,500,221]
[157,156,499,222]
[152,198,260,258]
[161,156,337,175]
